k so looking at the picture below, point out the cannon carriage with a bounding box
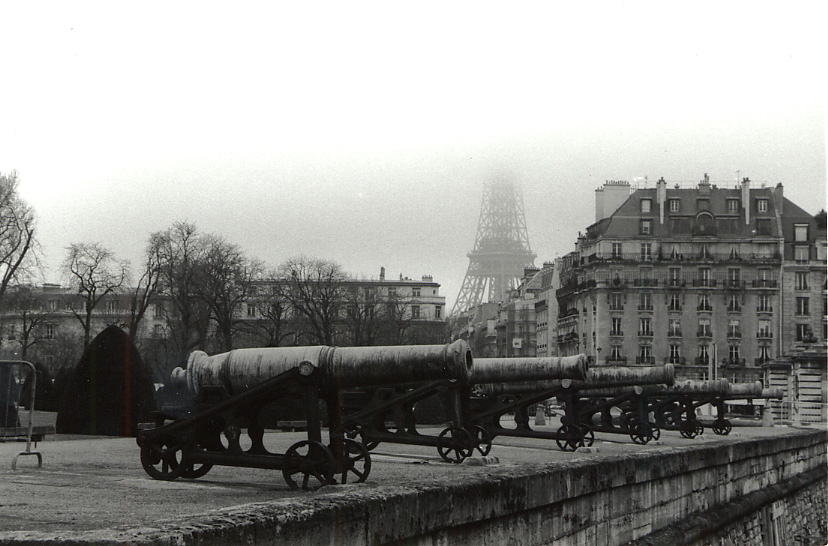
[137,341,473,489]
[472,363,675,450]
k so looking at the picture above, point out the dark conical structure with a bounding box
[56,326,157,437]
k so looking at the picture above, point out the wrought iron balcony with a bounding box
[697,329,713,338]
[756,306,773,313]
[697,304,713,312]
[751,279,778,288]
[609,330,624,337]
[692,279,718,288]
[757,331,773,339]
[636,356,655,365]
[727,329,742,339]
[638,330,654,337]
[668,329,682,337]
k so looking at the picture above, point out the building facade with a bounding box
[556,177,826,389]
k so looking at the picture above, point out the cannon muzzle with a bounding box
[579,378,729,399]
[170,341,473,396]
[469,355,588,385]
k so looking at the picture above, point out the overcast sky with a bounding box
[1,3,825,311]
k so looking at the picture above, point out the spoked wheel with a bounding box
[140,434,187,481]
[680,420,697,439]
[694,421,705,437]
[649,421,661,441]
[437,426,473,463]
[579,425,595,447]
[556,424,582,451]
[331,438,371,484]
[472,425,493,456]
[358,427,380,451]
[629,422,650,445]
[282,440,335,491]
[712,419,732,436]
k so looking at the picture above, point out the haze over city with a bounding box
[1,3,825,311]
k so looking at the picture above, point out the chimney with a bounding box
[773,183,784,214]
[698,173,711,194]
[595,180,631,222]
[380,267,385,281]
[595,185,605,223]
[741,177,750,225]
[656,177,667,224]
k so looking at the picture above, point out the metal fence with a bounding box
[0,360,43,469]
[768,400,828,426]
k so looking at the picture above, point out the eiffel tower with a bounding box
[452,178,536,315]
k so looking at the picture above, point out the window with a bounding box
[728,319,741,338]
[106,300,119,314]
[728,268,741,287]
[610,346,623,360]
[699,318,712,337]
[611,318,623,336]
[728,295,741,313]
[154,304,164,318]
[795,246,810,263]
[668,293,682,312]
[757,199,768,213]
[412,287,421,297]
[435,305,442,319]
[729,245,740,259]
[757,345,771,363]
[609,292,623,311]
[758,294,772,312]
[388,287,397,297]
[669,199,680,212]
[795,272,809,290]
[611,242,622,257]
[796,324,810,342]
[699,267,712,287]
[153,324,164,338]
[639,317,652,336]
[411,305,420,319]
[697,198,709,211]
[668,318,681,337]
[698,345,710,365]
[639,344,652,363]
[796,297,810,316]
[669,268,681,287]
[698,293,711,311]
[640,219,652,235]
[639,291,652,310]
[727,199,740,213]
[640,243,652,261]
[758,320,771,338]
[641,199,652,213]
[728,345,741,363]
[7,325,16,340]
[794,224,809,242]
[43,324,56,340]
[669,345,681,364]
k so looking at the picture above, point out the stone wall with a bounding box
[2,429,824,545]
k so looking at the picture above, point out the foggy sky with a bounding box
[1,3,825,311]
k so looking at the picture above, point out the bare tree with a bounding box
[63,243,128,349]
[382,292,413,345]
[153,222,211,367]
[0,171,39,306]
[342,284,384,346]
[1,285,48,360]
[194,234,263,352]
[248,273,299,347]
[125,233,163,343]
[278,256,345,346]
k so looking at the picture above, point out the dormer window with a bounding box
[641,199,652,213]
[727,199,740,213]
[697,198,709,211]
[640,219,652,235]
[757,199,768,213]
[669,199,680,213]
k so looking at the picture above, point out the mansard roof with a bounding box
[585,185,783,241]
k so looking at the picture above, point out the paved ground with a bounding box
[0,412,810,534]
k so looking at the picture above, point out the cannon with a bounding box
[470,359,675,450]
[137,341,472,489]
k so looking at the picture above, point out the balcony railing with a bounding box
[609,331,624,338]
[636,356,655,365]
[755,357,772,366]
[606,356,628,364]
[667,356,687,365]
[695,357,710,366]
[756,306,773,313]
[692,279,718,288]
[751,279,778,288]
[638,305,653,311]
[697,304,713,312]
[722,358,746,366]
[668,330,682,337]
[697,329,713,338]
[638,330,654,337]
[727,330,742,339]
[668,305,682,312]
[609,306,624,312]
[757,331,773,339]
[583,251,782,264]
[633,278,659,287]
[727,305,742,313]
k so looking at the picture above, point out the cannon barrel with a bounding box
[477,364,672,395]
[579,379,730,399]
[469,355,588,385]
[761,387,784,399]
[170,341,473,396]
[725,381,763,399]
